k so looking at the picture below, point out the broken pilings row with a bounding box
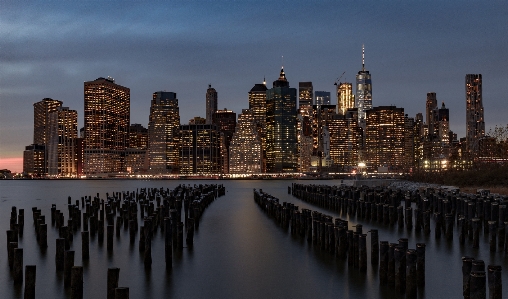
[254,189,426,298]
[6,184,225,298]
[291,183,508,252]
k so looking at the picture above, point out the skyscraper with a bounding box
[465,74,485,156]
[337,83,354,115]
[315,91,331,107]
[328,109,361,170]
[248,82,268,172]
[229,109,262,174]
[213,108,237,174]
[179,123,221,174]
[47,107,78,176]
[356,45,372,128]
[83,77,130,175]
[425,92,437,132]
[148,91,181,174]
[206,84,218,124]
[298,82,313,108]
[365,106,405,172]
[266,67,298,173]
[29,97,63,175]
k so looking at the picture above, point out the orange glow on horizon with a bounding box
[0,157,23,173]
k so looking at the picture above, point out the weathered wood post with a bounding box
[64,250,75,288]
[8,241,18,269]
[107,225,114,251]
[472,218,480,248]
[445,213,454,240]
[115,287,129,299]
[416,243,426,287]
[55,238,65,271]
[144,224,152,268]
[370,229,379,265]
[487,265,502,299]
[388,243,397,285]
[470,271,486,299]
[394,245,405,292]
[71,266,83,299]
[107,268,120,299]
[13,248,23,283]
[463,257,475,298]
[81,231,89,261]
[406,249,417,299]
[379,241,389,284]
[359,234,367,271]
[24,265,36,299]
[489,221,497,252]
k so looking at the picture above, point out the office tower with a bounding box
[229,109,262,174]
[33,98,63,145]
[365,106,405,172]
[311,104,336,171]
[297,107,313,172]
[356,45,372,128]
[248,82,268,171]
[315,91,331,107]
[213,108,236,174]
[328,109,361,170]
[179,123,221,174]
[206,84,218,124]
[23,144,45,176]
[426,92,437,132]
[47,107,78,176]
[148,91,180,174]
[266,67,298,173]
[337,83,354,115]
[129,124,148,149]
[465,74,485,156]
[299,82,313,108]
[404,115,415,172]
[29,98,63,175]
[436,102,450,144]
[83,77,130,175]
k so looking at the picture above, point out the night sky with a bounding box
[1,1,507,172]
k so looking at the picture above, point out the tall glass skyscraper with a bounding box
[315,91,331,107]
[148,91,181,174]
[465,74,485,156]
[266,67,298,173]
[206,84,218,124]
[356,45,372,128]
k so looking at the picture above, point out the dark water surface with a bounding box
[1,180,507,298]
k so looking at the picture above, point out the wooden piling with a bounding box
[470,271,486,299]
[463,256,475,299]
[370,229,379,265]
[115,287,129,299]
[107,268,120,299]
[13,248,23,283]
[489,221,497,252]
[107,225,114,251]
[416,243,426,287]
[8,241,17,269]
[379,241,389,284]
[64,250,75,288]
[359,234,367,272]
[144,224,152,268]
[71,266,83,299]
[487,265,502,299]
[24,265,36,299]
[406,249,417,299]
[394,245,405,292]
[55,238,65,271]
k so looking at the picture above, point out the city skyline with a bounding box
[1,1,507,172]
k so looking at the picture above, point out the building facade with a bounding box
[229,109,262,174]
[83,77,130,175]
[47,107,78,176]
[337,83,354,116]
[298,82,313,108]
[356,45,372,128]
[248,82,268,172]
[315,91,331,107]
[206,85,218,125]
[212,108,236,174]
[365,106,405,172]
[465,74,485,157]
[179,123,221,174]
[328,108,361,171]
[266,67,298,173]
[148,91,180,174]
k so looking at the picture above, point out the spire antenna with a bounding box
[362,44,365,71]
[282,55,284,69]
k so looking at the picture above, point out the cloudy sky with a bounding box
[1,0,507,172]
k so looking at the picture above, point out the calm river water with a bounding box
[1,180,506,298]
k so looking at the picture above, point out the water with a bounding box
[1,180,507,298]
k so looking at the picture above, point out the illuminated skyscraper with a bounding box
[337,83,354,115]
[266,67,298,173]
[299,82,313,108]
[129,124,148,149]
[426,92,437,131]
[356,45,372,128]
[148,91,180,174]
[206,84,218,124]
[315,91,331,108]
[83,77,130,175]
[33,98,63,145]
[365,106,405,172]
[47,107,78,176]
[328,109,361,170]
[297,106,313,172]
[229,109,262,174]
[213,108,237,174]
[248,82,267,171]
[179,123,221,174]
[465,74,485,156]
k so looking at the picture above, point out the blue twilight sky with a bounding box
[1,0,507,171]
